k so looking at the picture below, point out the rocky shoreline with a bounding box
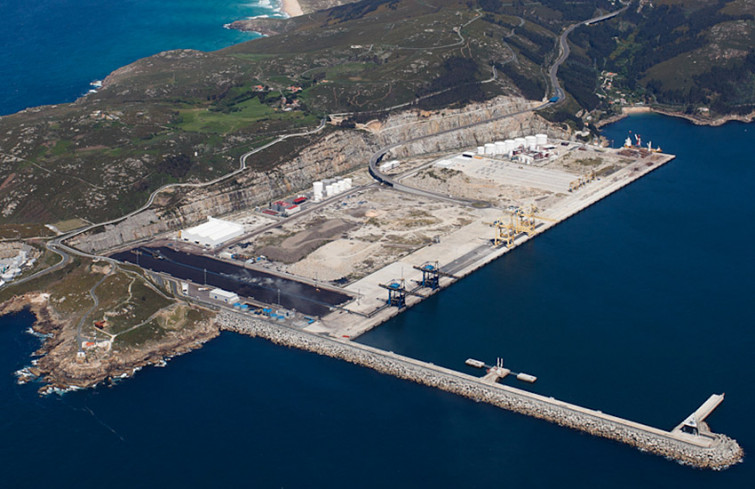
[0,293,220,393]
[218,311,744,470]
[597,106,755,128]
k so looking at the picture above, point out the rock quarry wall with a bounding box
[72,97,560,252]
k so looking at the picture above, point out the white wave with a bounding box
[25,327,51,338]
[42,385,81,396]
[14,367,38,384]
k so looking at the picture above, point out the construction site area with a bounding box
[124,136,674,339]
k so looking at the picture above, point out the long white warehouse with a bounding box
[180,217,244,248]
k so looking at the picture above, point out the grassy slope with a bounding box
[0,0,572,228]
[9,0,745,228]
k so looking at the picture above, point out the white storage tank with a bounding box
[477,146,485,155]
[326,184,335,197]
[536,133,548,147]
[525,135,537,150]
[504,139,515,153]
[495,141,506,154]
[344,178,352,190]
[313,181,324,202]
[514,137,526,150]
[484,143,496,155]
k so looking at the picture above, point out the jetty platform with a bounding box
[218,311,743,470]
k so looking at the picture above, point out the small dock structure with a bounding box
[466,357,538,384]
[673,394,725,437]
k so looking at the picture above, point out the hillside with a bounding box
[0,0,577,227]
[0,0,750,230]
[563,0,755,118]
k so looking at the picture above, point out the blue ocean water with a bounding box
[0,0,279,116]
[1,115,752,487]
[1,1,754,485]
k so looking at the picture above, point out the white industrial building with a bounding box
[179,217,244,248]
[210,288,240,304]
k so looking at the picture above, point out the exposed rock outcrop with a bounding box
[0,293,219,392]
[71,96,561,253]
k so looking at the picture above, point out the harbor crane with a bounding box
[379,278,424,308]
[412,261,455,290]
[493,215,517,247]
[568,170,597,192]
[492,205,556,247]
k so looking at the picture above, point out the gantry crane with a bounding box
[379,278,424,308]
[493,215,517,247]
[491,205,557,247]
[568,169,597,192]
[413,261,456,290]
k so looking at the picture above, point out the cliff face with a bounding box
[71,129,380,252]
[1,292,219,392]
[71,96,561,253]
[372,97,561,158]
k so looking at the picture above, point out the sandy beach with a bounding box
[281,0,304,17]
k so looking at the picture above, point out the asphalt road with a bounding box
[367,5,630,202]
[3,6,629,290]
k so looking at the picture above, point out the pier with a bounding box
[673,394,726,438]
[218,311,743,470]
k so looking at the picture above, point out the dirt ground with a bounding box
[229,186,477,282]
[226,140,651,284]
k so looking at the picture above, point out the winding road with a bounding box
[547,6,629,102]
[367,6,629,202]
[3,6,628,289]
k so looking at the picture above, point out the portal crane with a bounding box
[379,279,424,308]
[413,261,456,290]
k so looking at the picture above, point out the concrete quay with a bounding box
[218,311,744,469]
[317,152,678,339]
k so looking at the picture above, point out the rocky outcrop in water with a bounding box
[0,292,219,393]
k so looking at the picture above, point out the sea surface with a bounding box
[0,0,281,116]
[1,2,754,487]
[2,115,753,488]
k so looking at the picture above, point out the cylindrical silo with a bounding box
[326,184,335,197]
[495,141,506,155]
[536,133,547,147]
[504,139,515,154]
[514,138,526,150]
[344,178,352,190]
[525,135,537,150]
[484,143,496,155]
[477,146,485,155]
[313,181,324,202]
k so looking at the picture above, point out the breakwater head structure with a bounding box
[218,311,744,470]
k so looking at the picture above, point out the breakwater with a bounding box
[218,310,743,469]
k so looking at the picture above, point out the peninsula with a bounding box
[0,0,748,470]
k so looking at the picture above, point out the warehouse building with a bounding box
[179,217,244,248]
[209,288,240,304]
